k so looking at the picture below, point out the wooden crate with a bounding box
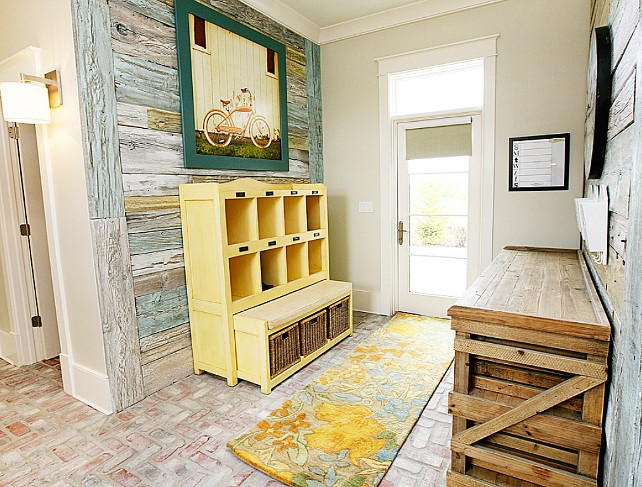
[447,247,610,487]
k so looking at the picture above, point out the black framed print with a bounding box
[175,0,289,171]
[509,133,570,191]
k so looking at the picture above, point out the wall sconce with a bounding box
[0,70,62,124]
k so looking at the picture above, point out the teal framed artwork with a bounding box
[175,0,289,170]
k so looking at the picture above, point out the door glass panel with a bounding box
[408,156,469,174]
[409,255,467,297]
[409,172,468,215]
[409,216,468,252]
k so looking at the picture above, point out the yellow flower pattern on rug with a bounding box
[227,312,454,487]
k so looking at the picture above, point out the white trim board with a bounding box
[239,0,507,45]
[59,353,113,414]
[377,36,497,315]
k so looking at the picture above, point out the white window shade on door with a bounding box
[405,122,472,160]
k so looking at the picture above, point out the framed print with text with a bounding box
[509,133,570,191]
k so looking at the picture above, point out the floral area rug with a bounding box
[227,312,455,487]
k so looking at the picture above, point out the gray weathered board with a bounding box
[586,0,642,485]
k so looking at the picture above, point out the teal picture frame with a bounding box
[175,0,289,171]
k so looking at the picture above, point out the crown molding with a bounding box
[238,0,320,42]
[319,0,509,44]
[239,0,508,45]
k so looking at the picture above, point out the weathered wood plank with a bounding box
[147,108,182,133]
[191,175,309,185]
[306,39,323,184]
[209,0,305,49]
[140,324,191,369]
[117,102,148,128]
[602,125,634,217]
[123,173,191,197]
[118,125,309,179]
[452,443,598,487]
[449,392,602,453]
[608,67,635,140]
[125,195,180,212]
[90,217,145,411]
[111,0,175,27]
[140,321,190,353]
[133,266,186,297]
[289,134,309,151]
[71,0,125,219]
[454,338,608,379]
[110,0,177,68]
[136,285,189,338]
[126,208,181,233]
[608,0,638,65]
[286,54,306,83]
[113,51,180,112]
[142,346,194,396]
[130,247,184,276]
[128,228,183,255]
[454,376,603,446]
[446,471,498,487]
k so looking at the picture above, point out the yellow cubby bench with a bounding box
[234,280,353,393]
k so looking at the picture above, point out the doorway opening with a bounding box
[389,58,488,317]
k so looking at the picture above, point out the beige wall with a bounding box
[0,0,110,410]
[322,0,590,312]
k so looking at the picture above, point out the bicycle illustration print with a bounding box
[202,88,272,149]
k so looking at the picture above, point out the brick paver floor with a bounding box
[0,312,454,486]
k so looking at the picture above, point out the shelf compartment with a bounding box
[260,247,287,290]
[258,196,285,239]
[284,196,307,235]
[229,252,261,301]
[308,238,324,275]
[286,242,309,282]
[225,198,258,244]
[306,195,323,231]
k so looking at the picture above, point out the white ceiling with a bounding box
[276,0,428,28]
[240,0,507,44]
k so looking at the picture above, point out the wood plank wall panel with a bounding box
[71,0,145,412]
[107,0,324,393]
[585,0,639,319]
[585,0,642,485]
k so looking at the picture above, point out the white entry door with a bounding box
[397,115,482,317]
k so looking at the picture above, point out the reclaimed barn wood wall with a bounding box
[72,0,322,407]
[584,0,642,484]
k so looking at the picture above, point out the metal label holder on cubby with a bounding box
[575,184,608,265]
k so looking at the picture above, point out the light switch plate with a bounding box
[358,201,374,213]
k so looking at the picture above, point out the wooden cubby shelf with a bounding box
[179,178,352,393]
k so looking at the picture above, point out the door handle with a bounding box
[398,220,408,245]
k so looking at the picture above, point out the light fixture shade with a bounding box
[0,81,51,124]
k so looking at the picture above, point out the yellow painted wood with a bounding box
[180,179,344,392]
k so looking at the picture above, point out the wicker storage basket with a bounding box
[328,297,350,339]
[269,323,301,378]
[299,310,328,356]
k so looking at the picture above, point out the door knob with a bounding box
[398,220,408,245]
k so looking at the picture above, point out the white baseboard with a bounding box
[60,353,113,414]
[352,289,386,315]
[0,330,18,365]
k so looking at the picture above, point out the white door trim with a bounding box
[377,36,496,315]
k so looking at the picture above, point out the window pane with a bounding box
[409,215,468,250]
[409,173,468,215]
[409,256,467,297]
[391,59,483,116]
[193,16,206,49]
